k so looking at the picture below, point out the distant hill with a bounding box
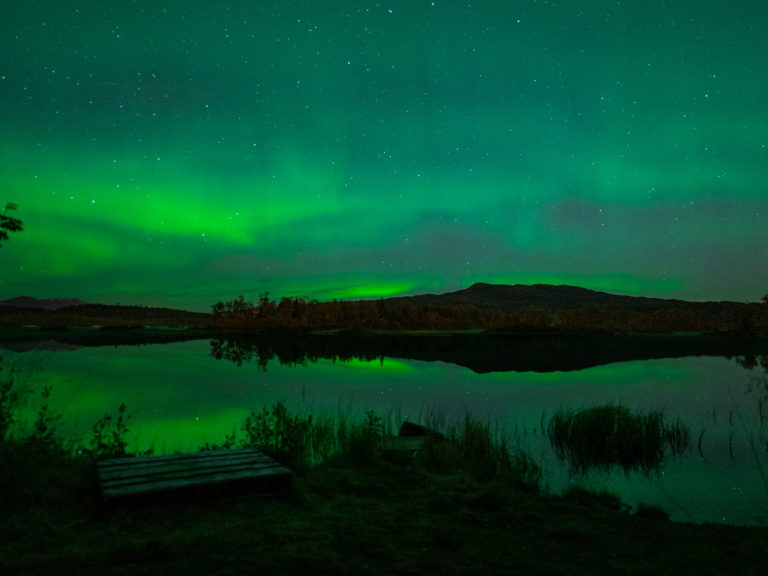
[0,299,211,328]
[0,296,88,310]
[397,283,682,310]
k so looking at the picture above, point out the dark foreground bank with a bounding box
[2,363,766,575]
[2,447,767,576]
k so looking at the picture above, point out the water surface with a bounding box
[4,336,767,526]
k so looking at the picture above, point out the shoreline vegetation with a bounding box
[3,359,768,573]
[2,283,768,335]
[3,283,768,374]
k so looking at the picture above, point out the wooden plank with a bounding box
[95,449,286,478]
[96,449,292,499]
[96,448,267,469]
[97,451,274,481]
[100,463,289,498]
[98,457,283,488]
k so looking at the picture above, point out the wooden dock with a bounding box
[96,449,292,499]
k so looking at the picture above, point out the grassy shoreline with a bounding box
[3,441,768,575]
[2,395,768,574]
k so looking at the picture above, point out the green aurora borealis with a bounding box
[2,1,767,310]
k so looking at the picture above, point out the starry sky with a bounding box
[2,1,767,311]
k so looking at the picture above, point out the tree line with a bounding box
[211,293,768,335]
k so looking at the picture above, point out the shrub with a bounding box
[82,403,131,460]
[200,430,238,451]
[0,366,91,513]
[0,361,28,443]
[1,362,66,453]
[31,386,61,449]
[241,401,313,468]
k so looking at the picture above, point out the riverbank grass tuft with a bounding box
[547,403,690,475]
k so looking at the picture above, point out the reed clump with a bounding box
[547,403,690,475]
[231,403,394,470]
[414,413,542,489]
[227,402,542,489]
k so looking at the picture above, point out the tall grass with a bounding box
[730,377,768,497]
[547,403,690,475]
[390,410,541,488]
[218,401,542,488]
[222,402,396,470]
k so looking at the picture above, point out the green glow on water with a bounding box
[337,358,415,374]
[483,358,692,386]
[5,339,768,525]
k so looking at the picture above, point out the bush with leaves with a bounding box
[200,430,238,451]
[30,386,61,449]
[0,362,62,451]
[82,403,131,460]
[241,402,312,468]
[0,361,26,443]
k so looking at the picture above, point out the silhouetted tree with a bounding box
[256,292,276,318]
[230,295,251,314]
[0,203,22,246]
[211,301,226,317]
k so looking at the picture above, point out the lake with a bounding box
[3,333,767,526]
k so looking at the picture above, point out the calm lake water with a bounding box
[4,336,768,526]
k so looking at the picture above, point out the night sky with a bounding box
[2,1,767,311]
